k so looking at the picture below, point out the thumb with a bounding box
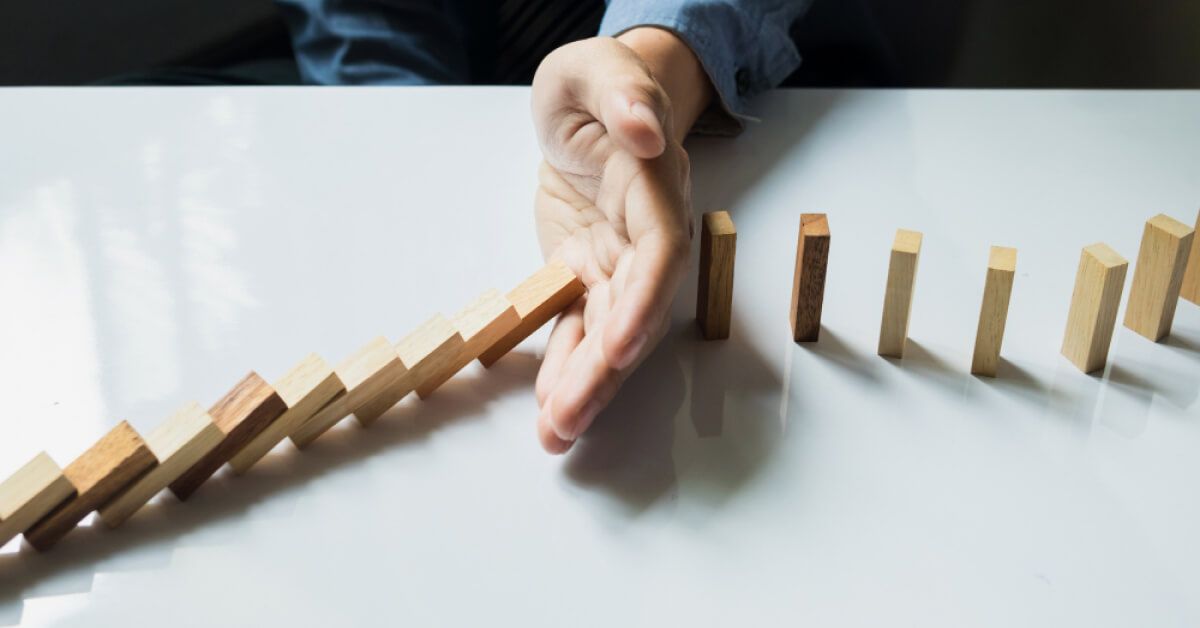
[597,89,667,160]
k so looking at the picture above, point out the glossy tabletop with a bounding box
[0,87,1198,626]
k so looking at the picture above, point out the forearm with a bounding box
[617,27,713,144]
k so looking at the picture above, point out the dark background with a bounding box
[1,0,1197,87]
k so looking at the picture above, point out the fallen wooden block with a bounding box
[229,354,346,473]
[1061,243,1128,373]
[25,422,156,550]
[696,210,737,340]
[1123,213,1195,341]
[790,213,830,342]
[1182,209,1200,305]
[0,452,76,548]
[169,372,286,500]
[353,315,464,425]
[970,246,1017,377]
[98,403,224,527]
[290,338,406,448]
[478,261,585,367]
[877,229,923,358]
[418,291,520,398]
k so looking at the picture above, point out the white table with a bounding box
[0,87,1197,627]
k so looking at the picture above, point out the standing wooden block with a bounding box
[790,213,830,342]
[1181,209,1200,305]
[169,372,286,500]
[877,229,923,358]
[1061,243,1129,373]
[353,315,464,425]
[696,211,737,340]
[1123,213,1195,341]
[98,403,224,527]
[478,261,585,367]
[0,453,76,547]
[25,422,156,550]
[229,354,346,473]
[290,338,406,448]
[970,246,1017,377]
[418,291,520,398]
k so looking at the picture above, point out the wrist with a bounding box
[616,27,713,143]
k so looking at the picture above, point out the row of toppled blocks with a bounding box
[0,262,585,552]
[695,209,1200,375]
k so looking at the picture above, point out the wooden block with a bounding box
[970,246,1017,377]
[1181,209,1200,305]
[169,372,286,500]
[696,211,737,340]
[1061,243,1129,373]
[790,213,830,342]
[354,315,466,424]
[417,291,520,398]
[478,261,585,367]
[25,422,156,550]
[289,338,406,448]
[229,354,346,473]
[0,453,76,547]
[98,403,224,527]
[877,229,923,358]
[1123,213,1195,341]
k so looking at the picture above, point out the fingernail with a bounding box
[630,101,660,129]
[570,400,604,440]
[615,332,647,369]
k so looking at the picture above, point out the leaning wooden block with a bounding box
[790,213,830,342]
[290,338,406,448]
[418,291,520,398]
[877,229,923,358]
[229,354,346,472]
[0,453,76,548]
[696,211,737,340]
[971,246,1017,377]
[1123,213,1195,341]
[1181,209,1200,305]
[353,316,464,424]
[478,261,585,367]
[98,403,223,527]
[25,422,156,551]
[169,372,286,500]
[1061,243,1128,373]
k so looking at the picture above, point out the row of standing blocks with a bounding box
[696,210,1200,377]
[0,262,586,552]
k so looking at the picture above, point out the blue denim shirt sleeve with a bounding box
[600,0,811,135]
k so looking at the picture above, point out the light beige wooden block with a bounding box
[1124,213,1195,341]
[1181,209,1200,305]
[353,315,464,425]
[229,354,346,473]
[0,453,75,547]
[1061,243,1128,373]
[971,246,1017,377]
[290,337,406,448]
[478,261,585,367]
[418,291,520,398]
[696,210,736,340]
[878,229,923,358]
[98,403,223,527]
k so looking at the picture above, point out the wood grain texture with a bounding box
[229,354,346,472]
[696,211,737,340]
[169,372,286,500]
[1182,209,1200,305]
[0,452,75,547]
[1123,213,1195,341]
[970,246,1017,377]
[417,291,519,398]
[25,422,156,550]
[98,403,224,527]
[1061,243,1129,373]
[478,261,585,367]
[289,338,405,448]
[353,315,464,424]
[877,229,923,358]
[790,213,830,342]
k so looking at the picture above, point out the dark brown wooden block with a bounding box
[696,211,736,340]
[790,213,831,342]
